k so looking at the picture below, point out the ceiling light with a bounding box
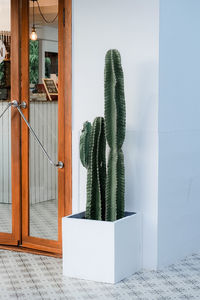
[30,0,37,41]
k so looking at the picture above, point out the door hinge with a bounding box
[63,8,65,27]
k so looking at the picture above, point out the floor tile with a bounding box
[0,250,200,299]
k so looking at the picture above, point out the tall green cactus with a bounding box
[104,49,126,221]
[80,117,106,220]
[80,49,126,222]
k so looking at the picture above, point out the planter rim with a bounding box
[64,211,137,224]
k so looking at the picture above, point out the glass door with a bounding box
[0,0,71,255]
[0,0,21,246]
[21,0,68,255]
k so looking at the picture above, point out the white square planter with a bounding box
[62,212,141,283]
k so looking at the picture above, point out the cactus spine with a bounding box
[80,117,106,220]
[104,49,126,221]
[80,49,126,221]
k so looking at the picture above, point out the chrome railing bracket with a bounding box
[20,102,27,109]
[57,161,64,169]
[11,100,19,108]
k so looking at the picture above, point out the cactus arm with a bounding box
[86,117,106,220]
[104,49,126,150]
[98,119,106,220]
[116,149,125,219]
[86,119,98,219]
[80,121,92,169]
[94,118,103,219]
[104,51,117,151]
[104,49,126,221]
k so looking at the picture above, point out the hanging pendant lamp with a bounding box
[30,0,37,41]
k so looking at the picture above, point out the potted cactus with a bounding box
[62,50,141,283]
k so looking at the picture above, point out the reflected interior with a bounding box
[0,0,12,233]
[29,0,59,240]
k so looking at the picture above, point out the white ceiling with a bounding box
[30,0,58,6]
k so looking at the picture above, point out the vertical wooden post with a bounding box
[11,0,21,243]
[58,0,72,244]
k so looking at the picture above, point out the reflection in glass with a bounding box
[29,0,59,240]
[0,1,12,233]
[45,52,58,78]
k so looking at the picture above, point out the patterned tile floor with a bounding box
[0,250,200,300]
[30,200,58,240]
[0,200,58,240]
[0,203,12,233]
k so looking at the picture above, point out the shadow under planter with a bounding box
[62,212,141,283]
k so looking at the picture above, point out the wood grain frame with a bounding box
[20,0,72,255]
[0,0,21,246]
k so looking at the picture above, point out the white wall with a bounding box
[72,0,159,269]
[158,0,200,267]
[37,26,58,82]
[36,26,58,42]
[0,1,10,31]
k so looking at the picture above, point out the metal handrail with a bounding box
[0,100,64,169]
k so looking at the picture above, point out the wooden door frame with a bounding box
[20,0,72,255]
[0,0,21,246]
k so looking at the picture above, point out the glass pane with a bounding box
[29,0,58,240]
[0,0,12,233]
